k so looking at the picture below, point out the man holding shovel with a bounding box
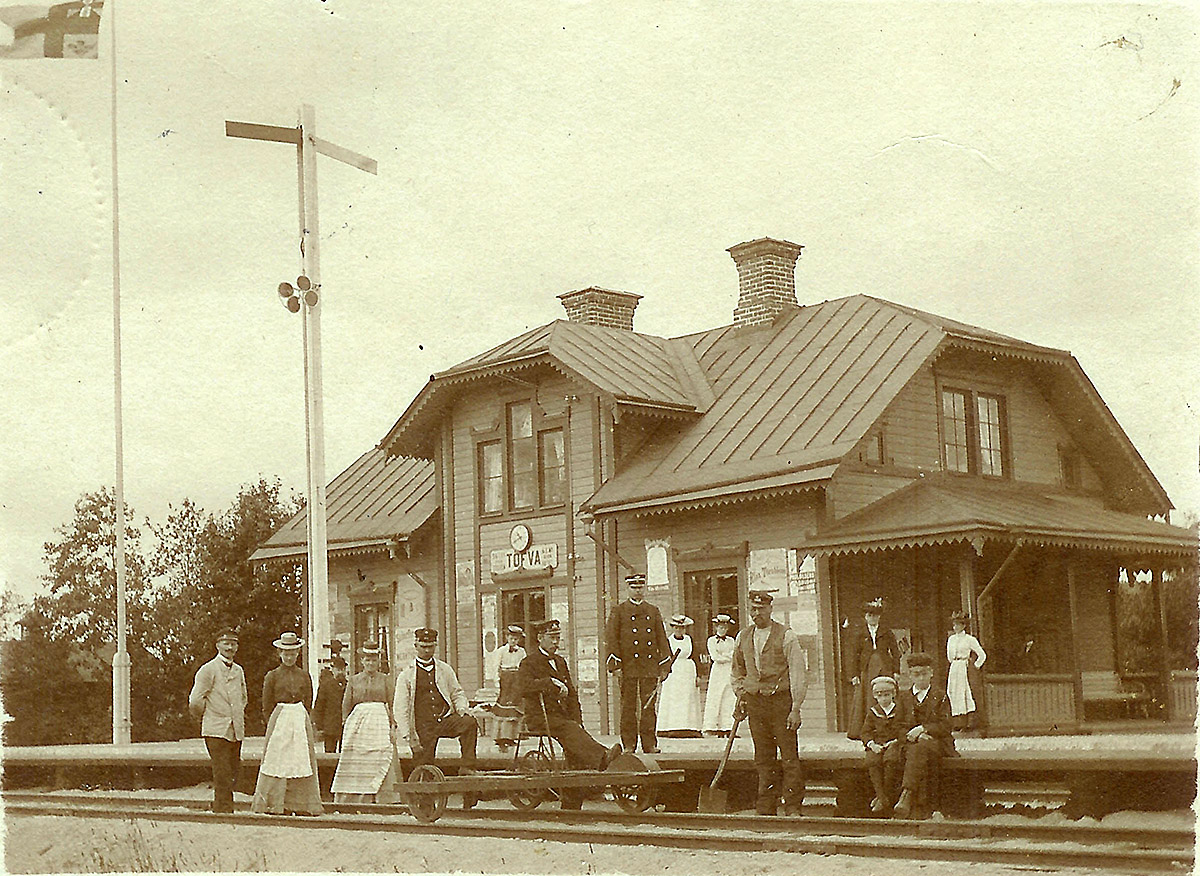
[730,590,808,816]
[605,573,672,754]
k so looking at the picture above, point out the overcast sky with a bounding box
[2,1,1197,601]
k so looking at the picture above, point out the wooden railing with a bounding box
[1169,671,1197,722]
[984,674,1076,730]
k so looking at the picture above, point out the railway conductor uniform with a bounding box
[605,574,672,753]
[188,628,247,813]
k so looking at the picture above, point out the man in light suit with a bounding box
[393,628,478,771]
[188,628,248,813]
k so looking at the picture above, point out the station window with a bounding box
[477,399,567,516]
[940,387,1008,477]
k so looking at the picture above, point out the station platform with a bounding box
[4,730,1195,818]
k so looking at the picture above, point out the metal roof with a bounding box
[251,449,436,562]
[586,296,945,512]
[800,476,1198,557]
[381,320,714,458]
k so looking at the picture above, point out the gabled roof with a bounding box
[800,475,1197,557]
[585,294,1172,516]
[251,449,436,563]
[382,320,714,458]
[585,296,946,512]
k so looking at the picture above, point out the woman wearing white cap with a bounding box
[657,615,701,737]
[702,614,738,735]
[251,631,323,815]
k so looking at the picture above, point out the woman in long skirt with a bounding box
[331,644,397,803]
[491,625,526,749]
[657,615,701,737]
[252,631,324,815]
[702,614,738,735]
[946,610,987,731]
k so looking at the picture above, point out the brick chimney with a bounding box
[728,237,804,327]
[557,287,642,331]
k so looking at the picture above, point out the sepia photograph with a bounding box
[1,1,1196,873]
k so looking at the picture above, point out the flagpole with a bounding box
[109,0,131,746]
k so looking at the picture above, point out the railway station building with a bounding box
[254,237,1198,736]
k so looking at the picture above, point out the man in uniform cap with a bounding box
[605,573,672,753]
[393,629,478,781]
[188,628,247,813]
[894,651,955,819]
[730,590,808,816]
[519,619,622,809]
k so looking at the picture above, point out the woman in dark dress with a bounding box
[845,599,900,740]
[251,631,324,815]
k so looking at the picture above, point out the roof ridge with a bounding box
[860,295,1069,355]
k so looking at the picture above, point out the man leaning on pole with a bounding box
[730,590,808,816]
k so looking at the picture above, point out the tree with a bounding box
[1,479,305,745]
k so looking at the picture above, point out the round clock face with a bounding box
[510,524,532,553]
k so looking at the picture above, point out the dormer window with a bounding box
[941,387,1009,477]
[477,399,567,516]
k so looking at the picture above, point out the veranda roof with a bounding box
[801,476,1198,558]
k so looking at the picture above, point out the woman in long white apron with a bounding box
[252,631,323,815]
[657,615,701,737]
[946,610,987,731]
[702,614,738,735]
[331,644,397,803]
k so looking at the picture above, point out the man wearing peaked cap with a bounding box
[731,589,808,816]
[393,627,478,796]
[894,652,955,820]
[519,617,621,809]
[188,628,247,813]
[605,573,671,754]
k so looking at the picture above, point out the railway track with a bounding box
[5,792,1192,873]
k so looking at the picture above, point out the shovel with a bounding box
[698,697,745,813]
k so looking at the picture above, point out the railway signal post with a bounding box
[225,107,377,681]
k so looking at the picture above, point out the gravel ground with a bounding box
[3,813,1158,876]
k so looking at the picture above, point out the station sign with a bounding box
[490,542,558,578]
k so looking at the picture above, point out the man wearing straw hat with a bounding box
[730,590,808,816]
[331,641,397,803]
[188,628,247,813]
[605,573,672,754]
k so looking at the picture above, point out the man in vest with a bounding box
[730,590,808,816]
[393,628,478,778]
[605,573,672,753]
[188,628,248,813]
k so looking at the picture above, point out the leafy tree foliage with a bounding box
[1,479,304,744]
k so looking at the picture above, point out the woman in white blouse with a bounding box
[946,610,987,731]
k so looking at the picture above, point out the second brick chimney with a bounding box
[557,287,642,331]
[728,237,804,327]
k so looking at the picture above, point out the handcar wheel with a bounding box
[405,764,448,823]
[608,751,656,814]
[508,749,552,810]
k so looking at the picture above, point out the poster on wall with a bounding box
[749,548,789,592]
[645,539,670,592]
[550,586,569,632]
[576,635,599,689]
[481,592,499,686]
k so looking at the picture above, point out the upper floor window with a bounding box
[1059,447,1082,490]
[478,400,566,516]
[861,429,886,466]
[941,387,1008,477]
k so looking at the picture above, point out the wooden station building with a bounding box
[254,237,1198,735]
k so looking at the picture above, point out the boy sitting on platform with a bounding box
[893,652,956,820]
[861,675,904,814]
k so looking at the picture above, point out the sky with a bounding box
[2,1,1197,602]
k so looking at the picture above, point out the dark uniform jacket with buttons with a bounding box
[605,599,671,678]
[518,648,583,732]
